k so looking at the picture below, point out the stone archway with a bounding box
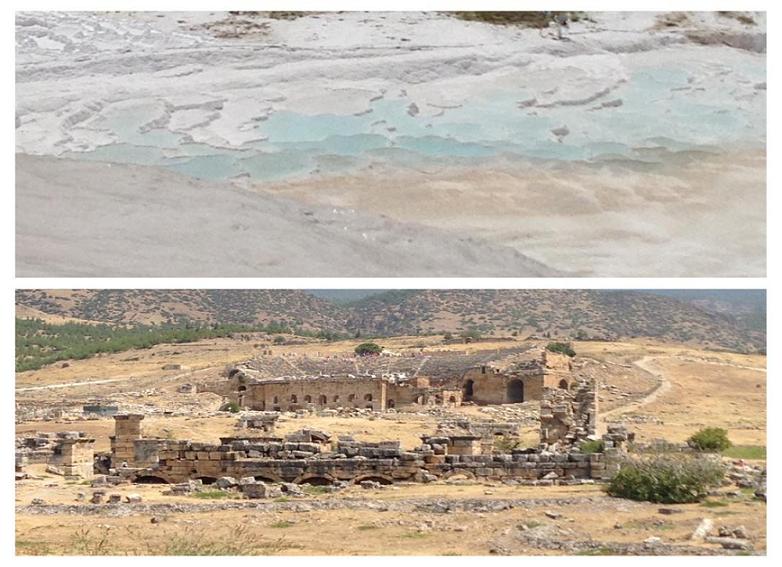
[253,474,283,483]
[463,379,475,401]
[507,379,524,403]
[294,473,335,486]
[133,475,171,484]
[352,474,394,485]
[559,379,569,390]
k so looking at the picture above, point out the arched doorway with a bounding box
[507,379,524,403]
[134,475,170,484]
[559,379,569,390]
[463,379,475,401]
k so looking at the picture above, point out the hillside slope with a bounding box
[345,290,764,352]
[15,289,765,352]
[14,290,349,331]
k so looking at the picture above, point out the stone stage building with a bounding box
[204,372,463,412]
[202,349,574,412]
[460,350,574,405]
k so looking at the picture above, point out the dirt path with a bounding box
[15,378,126,392]
[600,355,671,421]
[600,353,766,422]
[15,369,207,393]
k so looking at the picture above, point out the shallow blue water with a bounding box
[62,62,766,182]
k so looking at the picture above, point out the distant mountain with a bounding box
[307,290,387,304]
[343,290,765,352]
[14,290,348,331]
[644,290,766,332]
[15,289,765,353]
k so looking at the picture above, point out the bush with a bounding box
[546,341,576,357]
[220,401,240,413]
[580,439,605,454]
[354,342,383,356]
[493,435,520,453]
[608,455,725,503]
[460,329,482,340]
[688,427,732,452]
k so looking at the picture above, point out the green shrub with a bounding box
[493,435,520,453]
[220,401,240,413]
[687,427,732,452]
[546,341,576,357]
[269,520,295,529]
[191,490,234,500]
[580,439,605,454]
[354,342,383,356]
[608,455,725,503]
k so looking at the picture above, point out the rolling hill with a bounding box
[15,289,765,353]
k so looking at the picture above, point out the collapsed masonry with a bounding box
[540,378,599,448]
[98,377,628,487]
[15,431,95,479]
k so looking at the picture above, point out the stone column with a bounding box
[110,414,144,468]
[58,438,96,479]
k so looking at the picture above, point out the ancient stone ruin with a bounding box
[55,375,631,492]
[202,348,574,412]
[16,431,95,479]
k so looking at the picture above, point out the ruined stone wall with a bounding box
[461,366,545,404]
[134,434,603,486]
[110,414,143,468]
[539,378,598,448]
[386,382,420,407]
[542,351,573,372]
[52,439,95,479]
[109,415,163,469]
[16,432,95,478]
[245,378,389,411]
[386,383,463,407]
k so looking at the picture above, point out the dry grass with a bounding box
[16,483,765,555]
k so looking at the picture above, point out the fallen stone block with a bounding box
[705,536,751,550]
[216,476,238,489]
[243,482,282,499]
[690,518,713,541]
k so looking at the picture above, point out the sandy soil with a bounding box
[15,470,766,555]
[576,341,766,444]
[263,150,765,276]
[15,154,553,277]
